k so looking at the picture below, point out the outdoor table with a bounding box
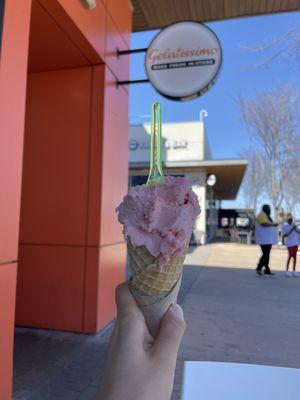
[182,361,300,399]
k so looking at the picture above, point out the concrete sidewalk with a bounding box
[172,244,300,399]
[186,242,288,270]
[13,243,300,400]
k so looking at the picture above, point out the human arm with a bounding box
[96,282,186,400]
[260,222,278,227]
[283,225,297,237]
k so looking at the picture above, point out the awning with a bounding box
[129,158,248,200]
[131,0,300,32]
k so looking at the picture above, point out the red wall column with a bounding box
[0,1,32,398]
[0,264,17,400]
[84,66,129,332]
[0,1,31,262]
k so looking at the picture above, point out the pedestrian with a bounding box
[255,204,278,276]
[281,214,300,277]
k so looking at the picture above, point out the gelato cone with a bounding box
[116,176,200,337]
[127,239,186,336]
[128,239,185,296]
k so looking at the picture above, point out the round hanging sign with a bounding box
[145,21,222,101]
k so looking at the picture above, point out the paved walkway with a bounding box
[13,325,111,400]
[172,244,300,399]
[190,242,287,270]
[13,244,300,399]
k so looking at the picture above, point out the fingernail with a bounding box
[170,303,184,318]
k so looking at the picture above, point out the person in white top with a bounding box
[281,214,300,277]
[255,205,278,276]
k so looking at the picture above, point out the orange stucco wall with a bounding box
[1,0,131,398]
[0,263,18,400]
[0,1,31,263]
[0,1,32,399]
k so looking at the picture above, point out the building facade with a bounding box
[0,1,132,398]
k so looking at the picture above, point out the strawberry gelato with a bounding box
[116,176,200,266]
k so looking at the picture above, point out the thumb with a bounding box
[114,282,147,349]
[152,304,186,365]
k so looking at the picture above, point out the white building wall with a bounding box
[203,125,212,160]
[130,121,207,163]
[188,172,207,245]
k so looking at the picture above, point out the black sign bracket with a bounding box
[116,47,147,58]
[116,79,149,87]
[115,47,149,87]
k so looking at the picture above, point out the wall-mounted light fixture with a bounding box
[81,0,97,9]
[206,174,217,187]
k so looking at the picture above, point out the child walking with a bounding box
[281,214,300,277]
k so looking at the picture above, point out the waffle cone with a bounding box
[127,240,187,337]
[127,240,185,295]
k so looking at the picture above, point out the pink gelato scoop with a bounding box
[116,176,201,266]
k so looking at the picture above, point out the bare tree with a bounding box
[242,23,300,69]
[237,85,300,217]
[283,143,300,216]
[240,148,264,212]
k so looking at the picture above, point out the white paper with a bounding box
[182,362,300,400]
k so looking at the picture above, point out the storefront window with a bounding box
[130,174,184,187]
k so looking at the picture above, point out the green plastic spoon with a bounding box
[146,102,164,186]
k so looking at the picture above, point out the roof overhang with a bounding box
[131,0,300,32]
[129,158,248,200]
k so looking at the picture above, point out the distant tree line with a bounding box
[237,85,300,219]
[238,24,300,219]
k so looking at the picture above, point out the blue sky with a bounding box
[129,11,300,207]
